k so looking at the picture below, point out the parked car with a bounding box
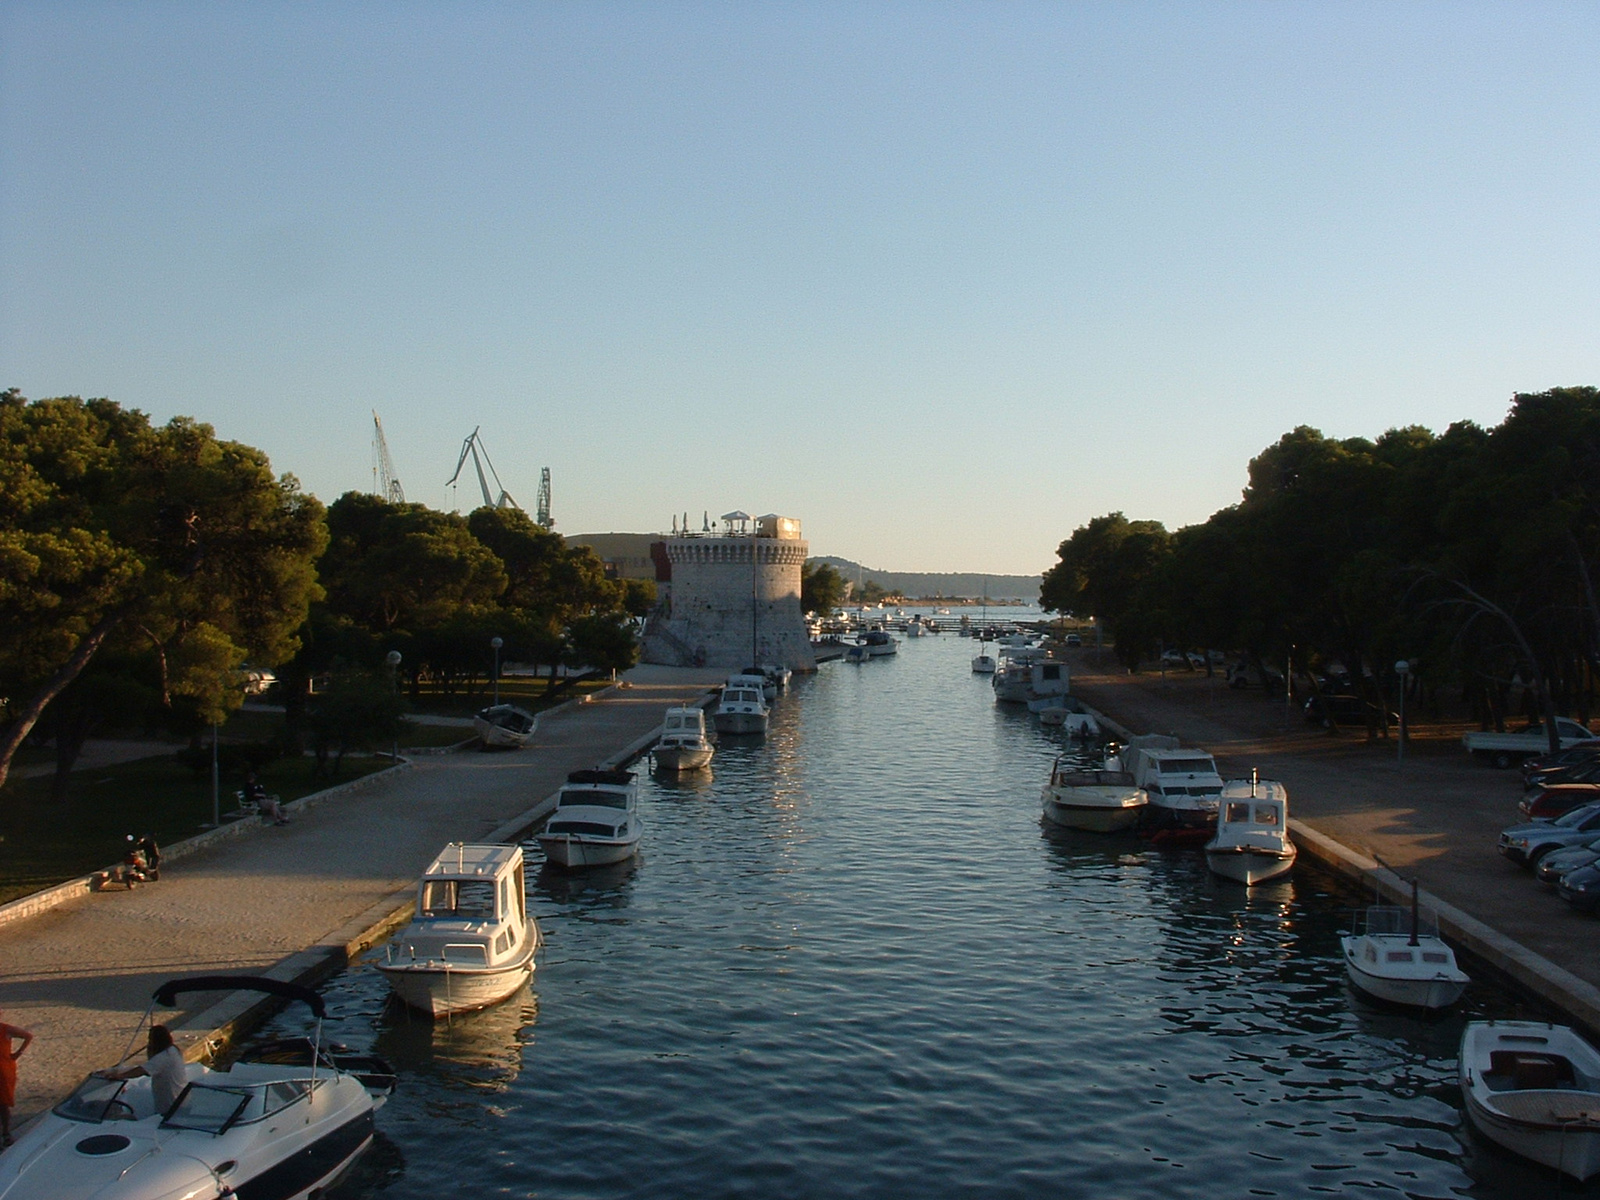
[1521,742,1600,786]
[1534,834,1600,887]
[1158,649,1205,670]
[1064,633,1082,647]
[1303,690,1395,729]
[1523,754,1600,792]
[1556,860,1600,911]
[1498,802,1600,868]
[1518,783,1600,821]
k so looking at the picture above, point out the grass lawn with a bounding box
[0,752,389,906]
[397,720,477,748]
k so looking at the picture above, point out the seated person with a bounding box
[243,773,290,825]
[101,1025,188,1115]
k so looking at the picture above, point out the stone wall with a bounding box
[642,535,816,671]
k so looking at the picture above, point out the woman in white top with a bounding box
[103,1024,188,1114]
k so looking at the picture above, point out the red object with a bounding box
[1519,784,1600,820]
[1148,826,1213,848]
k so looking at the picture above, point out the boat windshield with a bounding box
[420,878,497,919]
[558,788,630,809]
[54,1075,138,1124]
[161,1079,314,1133]
[1361,906,1441,939]
[1159,758,1218,775]
[1224,802,1281,826]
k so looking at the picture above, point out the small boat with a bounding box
[757,663,792,690]
[1040,760,1147,833]
[377,843,540,1017]
[713,682,770,734]
[653,705,715,772]
[972,642,996,674]
[1205,776,1297,884]
[845,644,870,663]
[536,769,641,868]
[735,669,778,702]
[1031,695,1100,737]
[0,975,394,1200]
[473,703,539,748]
[1341,881,1469,1011]
[856,628,899,657]
[1123,739,1224,833]
[1460,1020,1600,1180]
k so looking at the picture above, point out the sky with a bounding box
[3,2,1598,575]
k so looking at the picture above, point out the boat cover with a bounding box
[152,974,326,1019]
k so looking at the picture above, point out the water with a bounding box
[255,631,1579,1198]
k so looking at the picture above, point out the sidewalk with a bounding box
[0,665,725,1122]
[1065,651,1600,1001]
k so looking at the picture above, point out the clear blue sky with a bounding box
[3,2,1597,575]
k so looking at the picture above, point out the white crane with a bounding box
[446,427,519,511]
[371,411,405,503]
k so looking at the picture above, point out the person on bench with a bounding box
[244,773,290,825]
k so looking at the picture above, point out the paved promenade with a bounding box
[0,666,724,1122]
[1065,651,1600,1011]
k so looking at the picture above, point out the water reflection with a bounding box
[373,988,538,1090]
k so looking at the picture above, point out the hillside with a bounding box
[814,557,1040,603]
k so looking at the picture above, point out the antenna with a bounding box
[536,467,554,529]
[445,427,520,511]
[371,411,405,503]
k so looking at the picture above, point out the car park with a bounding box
[1523,757,1600,792]
[1535,834,1600,887]
[1522,742,1600,786]
[1518,783,1600,821]
[1556,860,1600,911]
[1498,802,1600,868]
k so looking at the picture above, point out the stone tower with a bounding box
[642,512,816,672]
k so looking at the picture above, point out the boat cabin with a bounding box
[660,706,708,743]
[1216,779,1289,845]
[396,843,529,968]
[556,769,637,811]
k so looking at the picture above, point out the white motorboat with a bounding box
[1040,760,1147,833]
[377,843,540,1017]
[734,669,777,702]
[1341,886,1469,1011]
[757,664,792,691]
[473,703,539,748]
[0,975,394,1200]
[714,682,770,734]
[1205,777,1296,884]
[653,705,715,772]
[971,642,996,674]
[1121,739,1225,837]
[1460,1020,1600,1180]
[536,769,642,868]
[856,628,899,657]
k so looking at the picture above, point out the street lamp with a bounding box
[386,650,402,763]
[1396,660,1411,765]
[491,637,504,706]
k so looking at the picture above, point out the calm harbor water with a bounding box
[258,627,1574,1198]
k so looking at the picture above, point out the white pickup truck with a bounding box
[1462,718,1597,767]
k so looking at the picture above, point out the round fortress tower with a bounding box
[642,512,816,672]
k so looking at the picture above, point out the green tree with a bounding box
[0,393,326,789]
[1040,513,1171,666]
[566,611,641,677]
[801,560,846,615]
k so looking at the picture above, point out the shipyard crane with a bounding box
[536,467,554,529]
[371,411,406,503]
[446,427,520,511]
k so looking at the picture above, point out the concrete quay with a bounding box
[1066,651,1600,1034]
[0,665,725,1124]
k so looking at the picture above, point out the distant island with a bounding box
[814,557,1040,604]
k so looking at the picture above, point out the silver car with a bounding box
[1534,832,1600,886]
[1498,802,1600,868]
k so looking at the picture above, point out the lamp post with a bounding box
[1396,659,1411,765]
[386,650,402,763]
[491,637,504,706]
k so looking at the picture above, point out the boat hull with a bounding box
[474,718,533,748]
[1205,844,1296,885]
[378,957,534,1018]
[713,711,768,735]
[1341,942,1468,1011]
[654,744,714,771]
[538,831,641,868]
[1041,786,1145,833]
[1460,1021,1600,1180]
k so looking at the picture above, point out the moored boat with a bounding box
[1205,777,1296,884]
[1040,760,1147,833]
[857,628,899,657]
[0,976,394,1200]
[653,705,715,772]
[377,842,540,1017]
[971,642,996,674]
[1340,885,1469,1011]
[535,769,642,868]
[713,681,770,734]
[473,703,539,748]
[1460,1020,1600,1180]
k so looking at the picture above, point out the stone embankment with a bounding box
[0,665,726,1124]
[1065,649,1600,1032]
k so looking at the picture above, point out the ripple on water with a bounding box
[247,634,1582,1199]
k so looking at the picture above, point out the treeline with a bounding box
[0,391,651,792]
[1040,387,1600,744]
